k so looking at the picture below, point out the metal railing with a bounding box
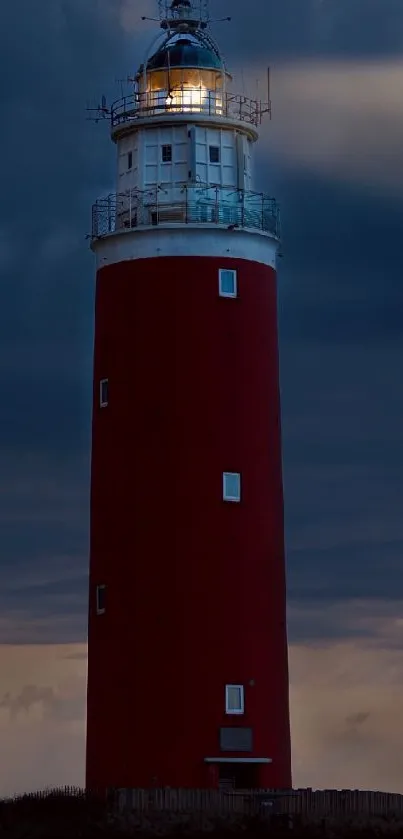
[91,185,280,241]
[111,90,270,129]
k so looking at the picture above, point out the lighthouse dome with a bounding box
[147,36,222,72]
[136,30,230,102]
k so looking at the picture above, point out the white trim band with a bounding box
[111,113,259,144]
[93,226,278,270]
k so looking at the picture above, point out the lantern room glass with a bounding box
[139,67,227,114]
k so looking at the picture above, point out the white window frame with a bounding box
[223,472,241,503]
[225,684,244,715]
[219,268,237,298]
[161,144,172,163]
[209,144,220,164]
[99,378,109,408]
[96,584,106,615]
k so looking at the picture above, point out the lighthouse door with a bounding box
[218,762,259,790]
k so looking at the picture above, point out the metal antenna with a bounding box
[267,66,272,120]
[115,78,125,98]
[158,0,210,29]
[86,95,110,123]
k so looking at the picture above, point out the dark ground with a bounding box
[1,791,403,838]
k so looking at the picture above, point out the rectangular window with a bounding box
[223,472,241,503]
[225,684,244,715]
[220,727,252,751]
[128,151,133,169]
[96,585,106,615]
[209,145,220,163]
[161,144,172,163]
[219,269,237,298]
[99,379,109,408]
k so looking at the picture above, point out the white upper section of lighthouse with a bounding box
[91,0,279,249]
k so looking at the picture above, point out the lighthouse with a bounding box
[86,0,292,793]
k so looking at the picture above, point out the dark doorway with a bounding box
[218,762,259,790]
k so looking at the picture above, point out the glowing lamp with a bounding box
[137,34,231,116]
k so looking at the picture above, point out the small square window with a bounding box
[225,684,244,715]
[99,378,109,408]
[219,269,237,298]
[209,145,220,163]
[128,151,133,170]
[223,472,241,503]
[96,585,106,615]
[161,144,172,163]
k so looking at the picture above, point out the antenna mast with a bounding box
[158,0,209,30]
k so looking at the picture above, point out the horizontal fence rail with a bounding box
[91,186,280,241]
[111,788,403,819]
[111,90,270,128]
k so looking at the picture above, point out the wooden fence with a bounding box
[113,787,403,818]
[3,786,403,821]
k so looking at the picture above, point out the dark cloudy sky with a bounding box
[1,0,403,797]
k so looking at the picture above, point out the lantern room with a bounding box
[136,0,231,115]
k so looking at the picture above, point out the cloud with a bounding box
[0,0,125,439]
[0,685,54,717]
[288,598,403,647]
[0,229,17,274]
[259,60,403,197]
[119,0,159,34]
[0,453,88,645]
[125,0,403,62]
[346,711,370,728]
[0,644,86,797]
[290,638,403,793]
[38,228,82,264]
[280,338,403,611]
[0,681,85,723]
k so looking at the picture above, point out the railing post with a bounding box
[129,189,132,229]
[215,187,219,224]
[185,185,188,224]
[107,194,112,233]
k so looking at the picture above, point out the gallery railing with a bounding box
[110,90,270,129]
[91,186,280,240]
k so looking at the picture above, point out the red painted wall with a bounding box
[86,254,291,791]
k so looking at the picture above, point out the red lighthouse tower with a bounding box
[86,0,291,793]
